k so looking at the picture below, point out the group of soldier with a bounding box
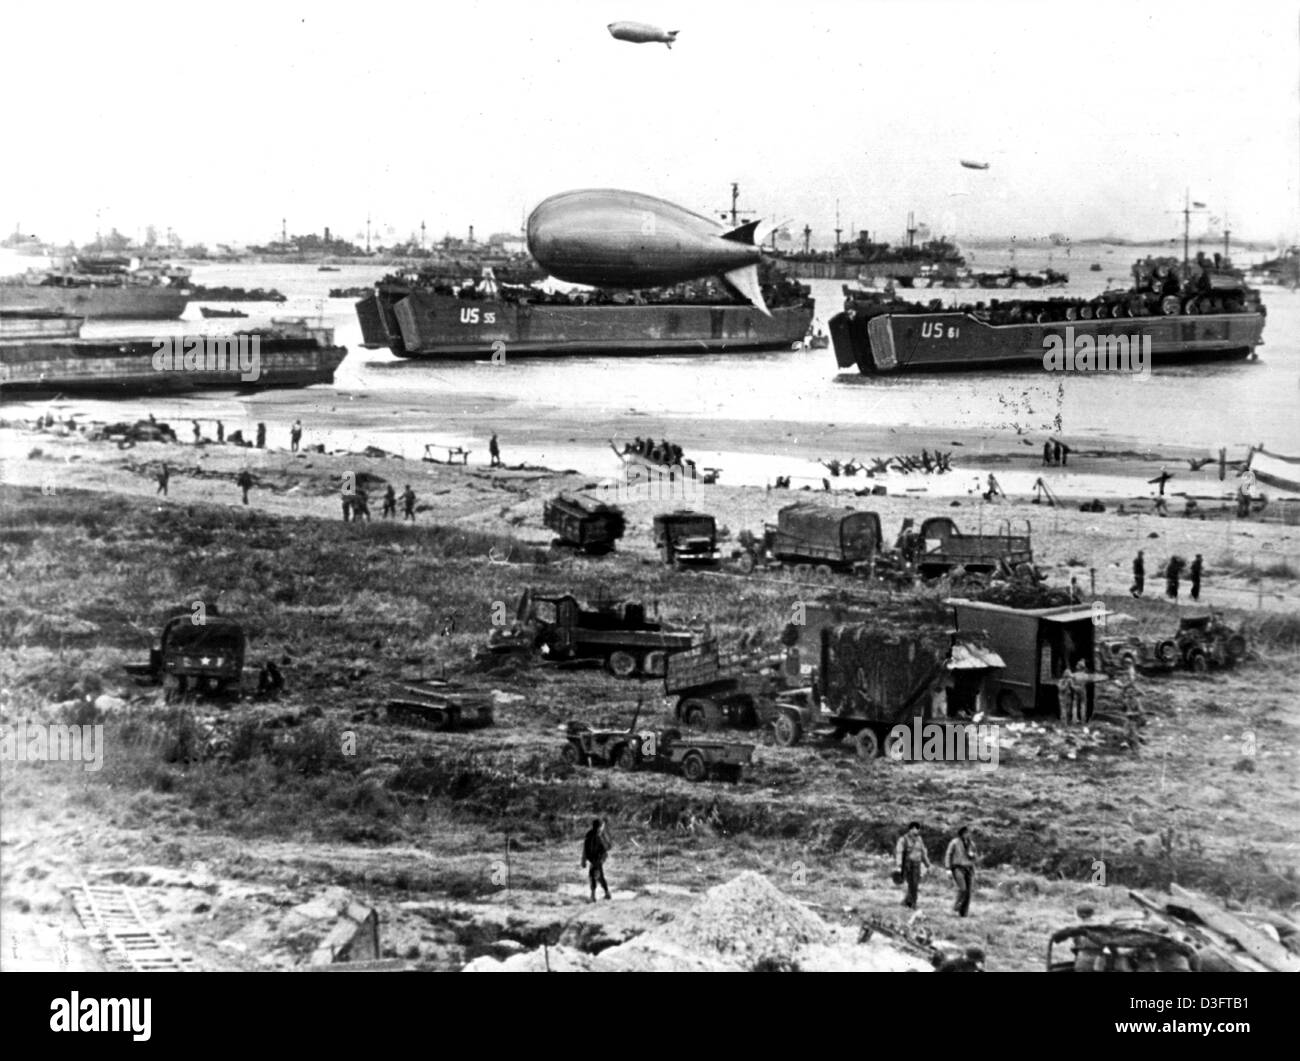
[624,436,686,466]
[341,480,417,522]
[1131,549,1205,601]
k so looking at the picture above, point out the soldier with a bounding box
[401,485,416,521]
[1057,666,1076,725]
[944,826,977,917]
[581,818,612,903]
[894,821,930,909]
[1190,553,1203,601]
[353,485,372,523]
[156,464,170,496]
[382,484,396,519]
[1070,660,1090,723]
[290,419,303,452]
[489,432,501,468]
[1043,441,1054,466]
[192,419,202,445]
[340,478,355,522]
[1131,549,1145,598]
[1165,556,1182,601]
[216,420,225,444]
[256,422,266,449]
[1119,665,1145,756]
[236,469,253,506]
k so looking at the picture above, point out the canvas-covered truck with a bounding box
[949,599,1101,718]
[663,638,815,733]
[652,510,719,566]
[543,493,626,554]
[735,503,883,576]
[768,601,1006,758]
[499,589,699,678]
[913,517,1034,582]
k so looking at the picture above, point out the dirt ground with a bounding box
[1,422,1297,972]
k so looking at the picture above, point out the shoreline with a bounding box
[3,422,1297,614]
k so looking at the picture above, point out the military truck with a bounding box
[913,517,1034,582]
[559,721,754,782]
[128,603,246,696]
[663,638,814,733]
[652,510,719,566]
[735,503,883,577]
[543,493,626,554]
[502,589,699,678]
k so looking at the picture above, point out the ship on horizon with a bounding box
[0,256,191,320]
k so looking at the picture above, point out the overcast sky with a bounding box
[3,0,1297,247]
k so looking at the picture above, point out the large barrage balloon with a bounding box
[526,189,769,314]
[607,21,679,48]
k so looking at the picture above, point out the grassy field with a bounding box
[2,483,1297,971]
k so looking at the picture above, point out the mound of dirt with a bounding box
[464,871,930,972]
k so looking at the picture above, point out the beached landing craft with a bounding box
[0,316,346,396]
[829,255,1265,373]
[356,189,814,358]
[0,256,191,320]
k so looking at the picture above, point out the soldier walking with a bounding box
[894,821,930,909]
[1131,549,1145,598]
[256,422,267,449]
[156,464,170,496]
[581,818,612,902]
[489,432,502,468]
[236,469,253,505]
[382,484,396,519]
[1190,553,1203,601]
[353,485,372,523]
[944,826,977,917]
[401,485,416,521]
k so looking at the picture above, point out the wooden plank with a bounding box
[1168,884,1300,972]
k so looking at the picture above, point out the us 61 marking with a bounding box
[920,322,959,339]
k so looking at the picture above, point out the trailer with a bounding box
[663,639,813,733]
[652,510,719,566]
[735,503,883,576]
[914,517,1033,581]
[543,493,626,554]
[949,598,1101,718]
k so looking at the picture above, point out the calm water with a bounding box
[4,246,1297,493]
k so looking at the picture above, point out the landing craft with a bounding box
[607,21,679,48]
[526,189,770,314]
[959,160,990,170]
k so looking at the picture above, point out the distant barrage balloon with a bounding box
[607,21,679,48]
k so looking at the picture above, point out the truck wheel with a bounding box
[773,714,802,747]
[616,743,639,771]
[814,564,834,582]
[1226,635,1247,662]
[995,690,1024,718]
[426,708,451,732]
[561,742,583,766]
[681,752,708,782]
[854,729,880,760]
[1155,640,1177,665]
[793,563,812,580]
[607,651,639,679]
[1188,650,1209,674]
[681,698,719,730]
[642,651,667,677]
[736,551,757,575]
